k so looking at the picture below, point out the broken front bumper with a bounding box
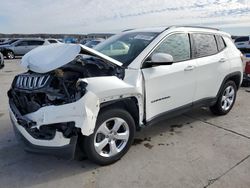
[9,91,100,158]
[9,100,77,159]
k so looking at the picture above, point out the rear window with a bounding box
[235,37,249,42]
[215,35,226,51]
[192,34,218,58]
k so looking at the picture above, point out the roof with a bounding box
[123,27,167,33]
[19,38,45,41]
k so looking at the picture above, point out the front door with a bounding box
[142,33,197,120]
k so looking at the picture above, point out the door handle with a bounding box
[184,65,195,71]
[219,58,226,63]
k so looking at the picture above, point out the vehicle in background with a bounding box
[44,38,63,44]
[57,39,64,43]
[0,39,20,46]
[0,38,9,43]
[64,37,78,44]
[242,53,250,86]
[0,52,4,69]
[234,36,250,53]
[0,38,45,59]
[80,38,92,45]
[85,38,105,48]
[98,41,129,56]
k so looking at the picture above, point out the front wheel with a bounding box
[83,108,135,165]
[210,80,237,115]
[6,51,15,59]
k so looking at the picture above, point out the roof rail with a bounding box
[169,25,219,31]
[122,29,135,32]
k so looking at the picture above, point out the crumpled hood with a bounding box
[21,43,122,73]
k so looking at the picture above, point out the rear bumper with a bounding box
[9,101,78,159]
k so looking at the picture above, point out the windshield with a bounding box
[94,32,159,65]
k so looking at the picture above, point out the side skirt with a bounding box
[145,97,216,127]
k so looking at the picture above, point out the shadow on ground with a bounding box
[0,108,210,188]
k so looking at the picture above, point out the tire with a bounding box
[83,108,135,165]
[6,51,15,59]
[210,80,237,115]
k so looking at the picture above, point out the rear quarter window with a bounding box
[215,35,226,51]
[192,33,218,58]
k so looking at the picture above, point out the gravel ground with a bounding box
[0,59,250,188]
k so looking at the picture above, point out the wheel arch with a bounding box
[99,97,142,131]
[217,71,242,98]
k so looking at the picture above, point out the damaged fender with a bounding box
[78,76,144,133]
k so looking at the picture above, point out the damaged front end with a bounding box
[8,44,125,158]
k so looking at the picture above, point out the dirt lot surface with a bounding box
[1,59,250,188]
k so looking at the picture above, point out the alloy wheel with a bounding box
[7,52,14,59]
[94,117,129,158]
[221,85,235,111]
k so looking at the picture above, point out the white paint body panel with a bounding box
[193,51,229,101]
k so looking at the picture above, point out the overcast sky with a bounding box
[0,0,249,35]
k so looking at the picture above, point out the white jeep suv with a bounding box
[8,26,243,165]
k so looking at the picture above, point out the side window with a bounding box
[192,34,218,58]
[28,40,44,46]
[48,40,57,43]
[16,41,28,46]
[152,33,191,62]
[215,35,226,51]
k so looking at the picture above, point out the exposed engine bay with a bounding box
[8,55,125,116]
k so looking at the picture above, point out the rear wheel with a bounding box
[210,81,237,115]
[83,108,135,165]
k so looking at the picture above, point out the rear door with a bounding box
[191,33,229,101]
[142,33,197,120]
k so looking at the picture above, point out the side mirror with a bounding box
[151,53,173,65]
[146,53,174,67]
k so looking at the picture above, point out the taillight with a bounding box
[245,61,250,74]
